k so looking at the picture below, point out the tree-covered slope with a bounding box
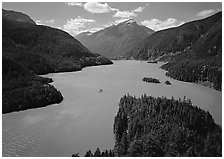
[128,12,221,60]
[2,9,112,113]
[127,12,222,90]
[2,57,63,113]
[2,8,36,24]
[2,9,113,75]
[113,94,222,157]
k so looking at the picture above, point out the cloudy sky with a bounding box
[2,2,222,36]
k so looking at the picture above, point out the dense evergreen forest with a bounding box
[165,80,171,85]
[143,77,160,83]
[126,12,222,91]
[2,57,63,113]
[76,148,115,157]
[113,94,221,157]
[73,148,114,157]
[77,94,221,157]
[161,55,221,90]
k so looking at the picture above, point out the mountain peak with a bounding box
[124,18,136,24]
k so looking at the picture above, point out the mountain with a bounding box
[127,12,222,90]
[3,9,113,75]
[2,9,36,24]
[2,9,113,113]
[127,12,221,60]
[76,19,154,58]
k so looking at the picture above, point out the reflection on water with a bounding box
[2,61,222,157]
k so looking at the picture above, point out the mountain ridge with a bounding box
[126,12,222,90]
[127,12,222,60]
[2,8,36,24]
[76,19,154,58]
[2,9,113,113]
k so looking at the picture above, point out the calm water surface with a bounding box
[2,60,222,157]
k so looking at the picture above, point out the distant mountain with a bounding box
[2,9,113,113]
[127,12,222,90]
[2,9,36,24]
[76,19,154,58]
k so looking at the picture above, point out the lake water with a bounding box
[2,60,222,157]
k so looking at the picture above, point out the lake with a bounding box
[2,60,222,157]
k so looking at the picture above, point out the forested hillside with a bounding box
[3,12,113,74]
[127,12,222,90]
[2,57,63,113]
[2,8,36,24]
[2,9,112,113]
[113,94,222,157]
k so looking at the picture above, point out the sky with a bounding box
[2,2,222,36]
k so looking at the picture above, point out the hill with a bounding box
[80,94,222,157]
[2,8,36,24]
[113,94,222,157]
[2,57,63,113]
[127,12,222,90]
[76,19,154,58]
[3,10,113,74]
[2,9,113,113]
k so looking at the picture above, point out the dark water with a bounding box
[2,61,221,156]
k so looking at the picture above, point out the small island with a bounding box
[143,77,160,83]
[165,80,171,85]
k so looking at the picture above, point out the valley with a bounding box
[2,3,222,157]
[2,61,221,156]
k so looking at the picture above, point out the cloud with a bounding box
[134,6,145,12]
[113,10,137,18]
[141,18,184,31]
[74,27,104,36]
[83,2,118,14]
[114,18,130,25]
[197,9,216,18]
[63,16,96,35]
[65,2,83,7]
[88,27,104,33]
[112,3,148,18]
[56,26,62,30]
[103,18,136,28]
[35,20,42,25]
[35,19,55,25]
[79,28,104,35]
[46,19,54,23]
[67,2,118,14]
